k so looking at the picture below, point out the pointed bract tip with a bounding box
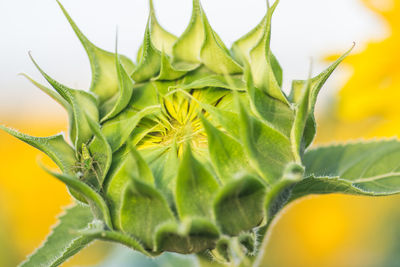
[192,0,204,15]
[149,0,155,13]
[27,52,42,71]
[56,0,69,17]
[148,0,159,26]
[17,72,29,79]
[267,0,280,13]
[114,27,119,54]
[27,52,54,84]
[307,58,314,80]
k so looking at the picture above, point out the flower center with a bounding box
[136,90,208,156]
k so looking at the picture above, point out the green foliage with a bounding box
[176,145,219,219]
[214,175,266,236]
[2,0,400,266]
[291,140,400,200]
[20,205,94,267]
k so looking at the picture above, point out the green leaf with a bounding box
[87,115,112,186]
[270,52,283,87]
[44,168,113,229]
[174,89,242,138]
[154,218,219,254]
[245,65,294,137]
[20,74,79,142]
[289,45,354,148]
[29,53,99,148]
[154,51,189,81]
[131,18,161,82]
[94,105,160,152]
[20,73,71,111]
[120,179,175,249]
[291,140,400,200]
[176,145,220,219]
[19,204,94,267]
[199,6,243,74]
[145,145,179,205]
[214,174,267,236]
[290,45,354,106]
[177,74,246,91]
[265,163,304,219]
[238,99,294,183]
[249,0,288,104]
[301,116,317,151]
[0,126,75,173]
[201,116,250,183]
[0,124,89,204]
[172,0,242,74]
[232,14,283,86]
[57,0,135,105]
[148,0,177,55]
[290,76,311,162]
[100,44,135,122]
[203,104,241,138]
[83,228,150,256]
[231,15,267,64]
[173,0,205,63]
[106,147,154,230]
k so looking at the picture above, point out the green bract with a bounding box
[3,0,400,266]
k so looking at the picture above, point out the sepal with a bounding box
[87,115,112,187]
[245,63,294,137]
[173,0,242,74]
[213,174,267,236]
[148,0,177,55]
[106,146,155,229]
[100,40,135,121]
[265,162,304,220]
[79,221,151,256]
[0,126,75,173]
[29,53,99,148]
[56,0,135,105]
[248,0,288,104]
[132,17,162,82]
[199,6,242,74]
[20,73,71,111]
[42,167,113,229]
[237,96,294,183]
[154,218,220,254]
[97,104,160,152]
[154,51,189,81]
[201,115,251,183]
[177,74,246,91]
[120,178,175,249]
[176,144,220,219]
[173,0,205,63]
[290,71,312,162]
[289,45,354,149]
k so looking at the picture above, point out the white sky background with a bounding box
[0,0,387,119]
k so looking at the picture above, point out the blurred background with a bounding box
[0,0,400,266]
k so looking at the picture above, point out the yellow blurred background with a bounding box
[1,0,400,266]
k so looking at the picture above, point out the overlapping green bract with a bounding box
[3,0,399,266]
